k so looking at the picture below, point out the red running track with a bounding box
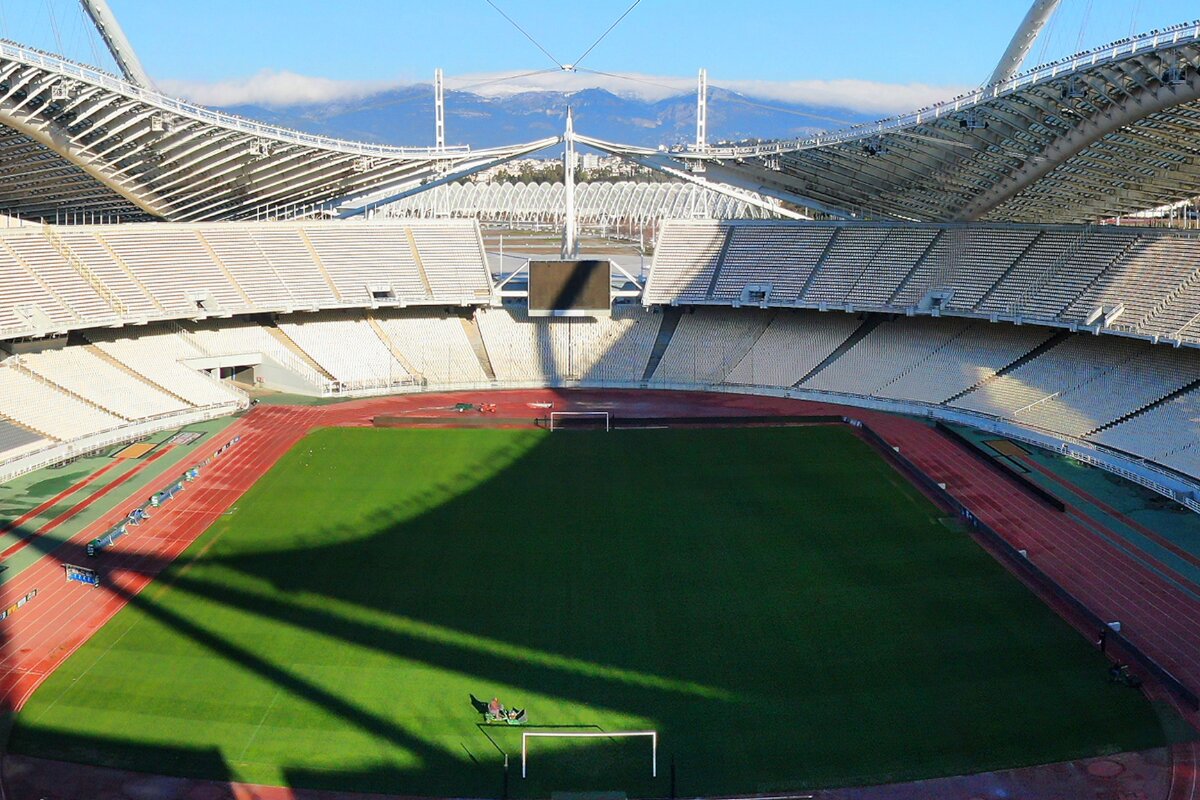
[859,412,1200,800]
[0,446,178,563]
[862,414,1200,694]
[0,390,1195,800]
[1017,454,1200,577]
[0,405,324,715]
[0,460,121,538]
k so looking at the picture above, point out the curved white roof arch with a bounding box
[0,41,557,221]
[597,22,1200,224]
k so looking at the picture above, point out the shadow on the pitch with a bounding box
[3,423,1185,799]
[4,730,234,798]
[284,733,663,800]
[3,427,777,797]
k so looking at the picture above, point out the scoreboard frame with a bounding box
[526,259,612,318]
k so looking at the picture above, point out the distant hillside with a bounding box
[219,86,876,150]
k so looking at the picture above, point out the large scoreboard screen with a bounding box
[527,260,612,317]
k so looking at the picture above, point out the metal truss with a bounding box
[380,179,776,225]
[0,41,557,222]
[621,22,1200,224]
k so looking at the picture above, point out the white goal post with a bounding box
[548,411,611,431]
[521,730,657,778]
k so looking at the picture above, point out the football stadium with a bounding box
[0,2,1199,799]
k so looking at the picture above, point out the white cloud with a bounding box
[716,78,974,116]
[159,68,969,119]
[445,69,692,101]
[157,70,402,108]
[447,71,969,117]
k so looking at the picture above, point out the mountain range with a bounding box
[219,85,878,151]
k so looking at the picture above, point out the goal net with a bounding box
[548,411,611,431]
[522,730,657,778]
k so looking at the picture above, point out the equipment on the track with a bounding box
[63,563,99,588]
[87,437,237,560]
[87,523,128,556]
[0,589,38,621]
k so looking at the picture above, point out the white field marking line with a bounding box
[1167,728,1200,800]
[1167,738,1184,800]
[27,603,153,724]
[145,507,227,517]
[22,437,256,721]
[1188,737,1199,800]
[238,688,283,761]
[1167,741,1181,800]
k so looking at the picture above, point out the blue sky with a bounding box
[0,1,1192,112]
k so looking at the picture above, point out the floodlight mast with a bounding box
[435,68,446,150]
[78,0,156,89]
[561,107,578,259]
[694,68,707,175]
[987,0,1063,86]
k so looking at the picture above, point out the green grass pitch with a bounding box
[9,425,1164,797]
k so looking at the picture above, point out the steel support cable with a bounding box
[450,68,562,93]
[1075,0,1093,53]
[572,0,642,68]
[44,0,64,56]
[575,66,683,94]
[705,88,860,127]
[483,0,562,69]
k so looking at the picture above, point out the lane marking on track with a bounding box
[0,418,284,713]
[0,461,124,536]
[0,447,176,563]
[24,593,153,725]
[1020,454,1200,574]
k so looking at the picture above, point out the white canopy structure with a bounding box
[1,1,1198,227]
[589,21,1200,224]
[381,180,778,226]
[0,39,558,222]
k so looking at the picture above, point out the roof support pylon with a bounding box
[78,0,155,89]
[562,108,578,259]
[987,0,1063,86]
[435,68,446,150]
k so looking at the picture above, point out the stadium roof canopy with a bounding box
[0,41,557,223]
[4,1,1199,227]
[588,22,1200,224]
[383,179,778,223]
